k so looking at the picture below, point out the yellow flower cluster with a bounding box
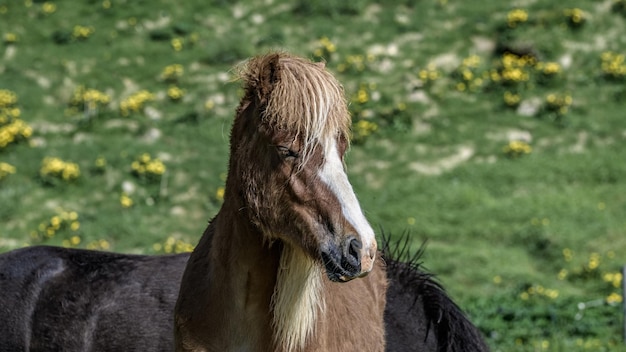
[69,86,110,112]
[171,37,184,51]
[3,32,18,44]
[536,61,561,77]
[313,36,336,59]
[61,235,82,248]
[600,51,626,80]
[418,64,441,85]
[161,64,184,82]
[352,82,377,106]
[167,86,185,101]
[337,54,372,73]
[152,236,194,254]
[499,53,534,84]
[120,90,154,116]
[519,284,559,300]
[0,89,18,108]
[507,9,528,28]
[503,91,521,107]
[1,90,32,149]
[120,192,133,208]
[356,87,369,104]
[0,118,32,149]
[353,120,378,142]
[564,8,585,28]
[72,25,95,40]
[0,162,16,181]
[40,157,81,182]
[131,153,166,182]
[602,271,623,289]
[585,252,601,271]
[31,211,80,242]
[42,2,57,15]
[455,55,485,92]
[606,292,623,304]
[86,239,111,250]
[545,93,573,115]
[503,140,532,158]
[562,248,573,262]
[453,52,566,103]
[462,54,481,69]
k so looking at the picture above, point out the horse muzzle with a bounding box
[321,236,376,282]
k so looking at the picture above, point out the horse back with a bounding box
[383,258,490,352]
[0,246,189,352]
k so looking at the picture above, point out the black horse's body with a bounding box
[0,244,488,352]
[0,246,187,352]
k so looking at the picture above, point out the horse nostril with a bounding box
[343,236,362,271]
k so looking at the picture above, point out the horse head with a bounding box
[227,53,377,282]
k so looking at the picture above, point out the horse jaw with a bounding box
[271,244,325,352]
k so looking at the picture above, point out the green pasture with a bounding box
[1,0,625,350]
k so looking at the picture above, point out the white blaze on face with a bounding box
[318,138,377,271]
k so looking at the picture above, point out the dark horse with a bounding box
[0,239,488,351]
[0,53,488,351]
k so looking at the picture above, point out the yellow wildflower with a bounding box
[507,9,528,28]
[216,187,225,201]
[606,292,622,304]
[167,86,185,101]
[503,141,532,158]
[0,162,16,180]
[42,2,56,15]
[120,193,133,208]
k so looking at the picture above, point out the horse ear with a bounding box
[257,53,281,104]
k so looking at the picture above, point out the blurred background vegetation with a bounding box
[1,0,625,350]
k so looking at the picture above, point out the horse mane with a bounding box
[381,231,490,352]
[236,52,351,166]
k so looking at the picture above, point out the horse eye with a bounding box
[276,146,299,160]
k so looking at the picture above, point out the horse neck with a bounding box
[205,206,279,351]
[208,202,325,351]
[272,242,325,352]
[208,202,325,352]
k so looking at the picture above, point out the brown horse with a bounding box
[174,53,388,351]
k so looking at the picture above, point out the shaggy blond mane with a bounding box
[271,244,325,352]
[238,53,352,164]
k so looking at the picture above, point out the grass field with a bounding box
[1,0,626,350]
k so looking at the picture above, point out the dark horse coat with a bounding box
[0,241,489,352]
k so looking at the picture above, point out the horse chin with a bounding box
[320,250,361,283]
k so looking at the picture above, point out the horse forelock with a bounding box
[239,53,351,165]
